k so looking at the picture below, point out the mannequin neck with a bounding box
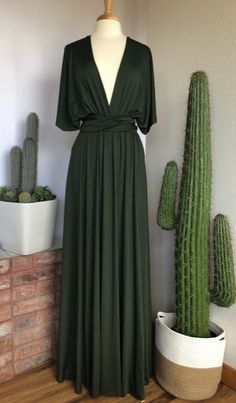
[92,20,124,38]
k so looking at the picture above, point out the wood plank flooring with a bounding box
[0,361,235,403]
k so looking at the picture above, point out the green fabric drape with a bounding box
[55,34,157,401]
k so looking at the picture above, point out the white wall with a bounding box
[147,0,236,368]
[0,0,148,240]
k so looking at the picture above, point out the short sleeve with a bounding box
[55,45,80,131]
[136,47,157,135]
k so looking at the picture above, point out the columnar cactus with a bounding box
[157,71,235,338]
[26,112,39,172]
[212,214,236,307]
[10,146,22,192]
[1,112,56,203]
[21,137,37,193]
[26,112,39,143]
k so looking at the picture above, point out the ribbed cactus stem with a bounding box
[21,138,37,193]
[157,161,178,230]
[26,112,38,184]
[211,214,236,307]
[10,146,22,191]
[175,71,212,337]
[26,112,39,144]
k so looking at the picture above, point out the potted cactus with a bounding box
[0,112,58,255]
[155,71,236,400]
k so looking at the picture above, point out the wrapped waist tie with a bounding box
[79,113,137,133]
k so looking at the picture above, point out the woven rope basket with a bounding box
[155,312,226,400]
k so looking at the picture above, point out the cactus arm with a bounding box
[211,214,236,307]
[10,146,22,192]
[157,161,178,230]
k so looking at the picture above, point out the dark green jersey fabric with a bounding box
[55,34,157,401]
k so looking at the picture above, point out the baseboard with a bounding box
[222,363,236,391]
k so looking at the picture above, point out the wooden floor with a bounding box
[0,361,236,403]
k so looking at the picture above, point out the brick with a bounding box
[0,274,11,290]
[36,306,59,324]
[12,265,56,287]
[0,321,12,337]
[33,250,62,267]
[11,256,33,272]
[13,294,55,316]
[0,362,13,383]
[14,349,54,375]
[14,336,54,361]
[37,279,56,295]
[0,260,10,274]
[12,313,36,332]
[0,334,12,353]
[13,321,55,347]
[0,289,11,304]
[0,351,12,368]
[0,304,11,321]
[13,283,37,301]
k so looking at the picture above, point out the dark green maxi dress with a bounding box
[55,34,157,401]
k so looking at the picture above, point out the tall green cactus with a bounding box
[157,71,235,338]
[21,138,37,193]
[10,146,22,192]
[26,112,39,143]
[176,71,212,337]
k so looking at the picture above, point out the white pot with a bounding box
[0,198,58,255]
[155,311,226,401]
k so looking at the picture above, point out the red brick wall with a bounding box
[0,249,62,383]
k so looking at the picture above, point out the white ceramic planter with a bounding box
[155,311,226,401]
[0,198,58,255]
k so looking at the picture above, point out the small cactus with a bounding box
[0,186,8,200]
[18,192,32,203]
[1,112,56,203]
[31,185,56,202]
[3,190,18,202]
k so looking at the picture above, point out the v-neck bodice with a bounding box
[88,35,129,111]
[55,34,157,134]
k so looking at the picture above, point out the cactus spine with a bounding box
[211,214,236,307]
[10,146,22,192]
[157,71,235,338]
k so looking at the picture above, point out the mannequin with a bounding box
[90,0,127,106]
[91,5,146,402]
